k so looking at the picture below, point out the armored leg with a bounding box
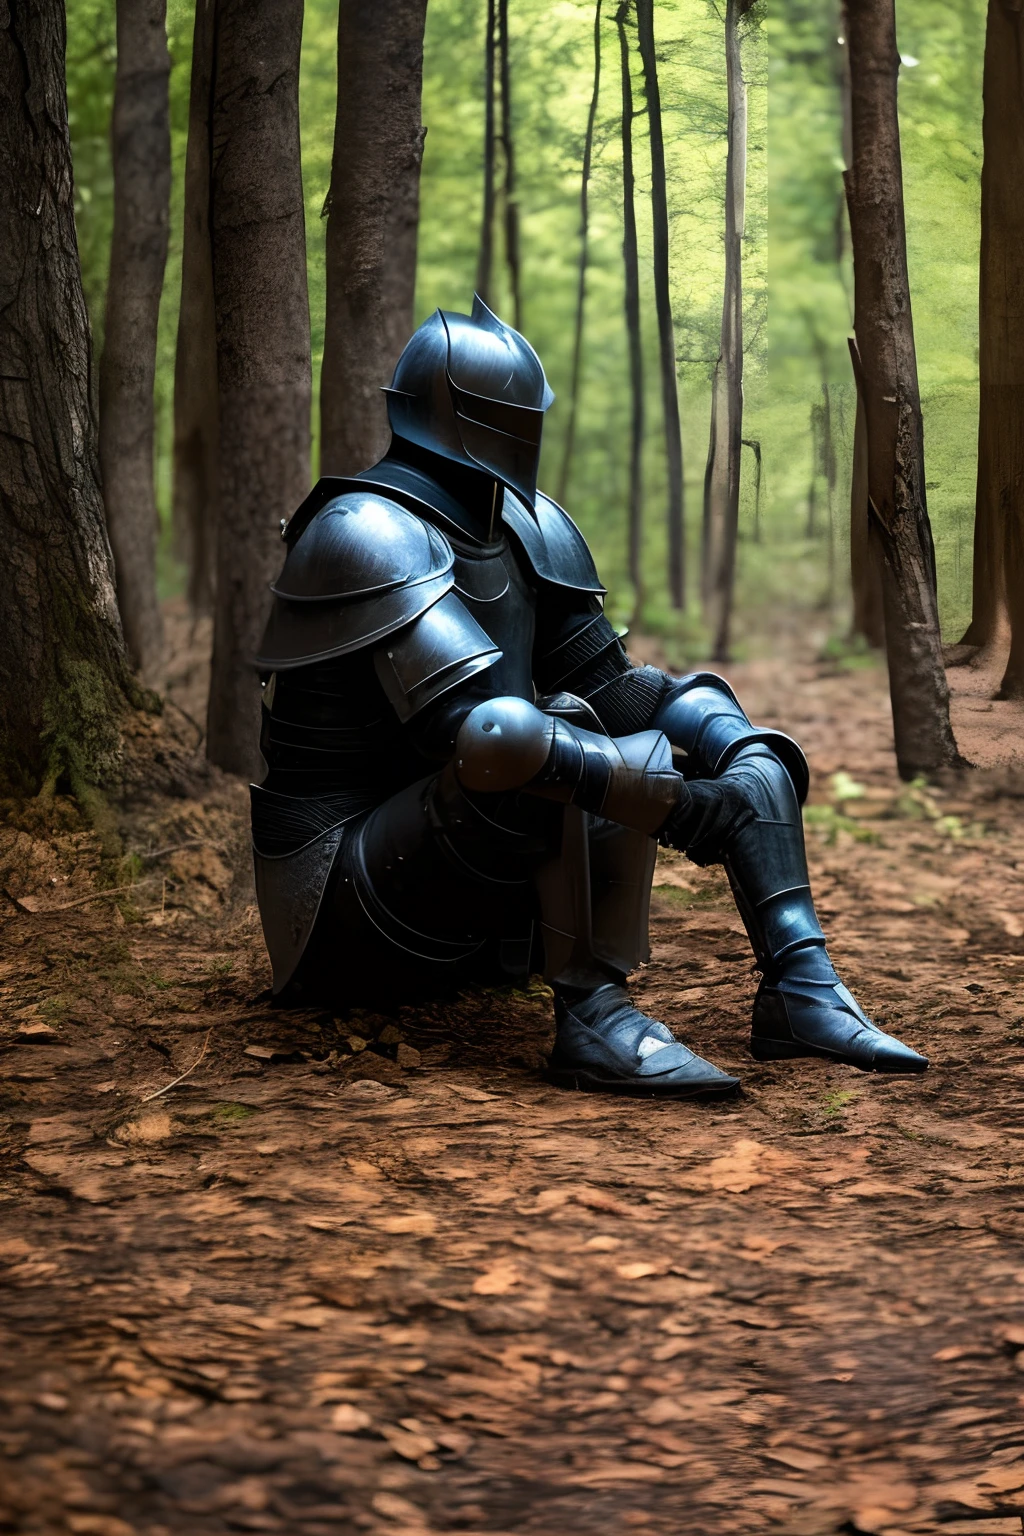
[654,679,928,1074]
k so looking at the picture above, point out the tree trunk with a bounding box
[965,0,1024,695]
[838,11,882,642]
[615,1,644,621]
[206,0,312,778]
[497,0,522,331]
[476,0,497,305]
[702,0,749,662]
[823,381,837,606]
[320,0,428,476]
[843,0,962,777]
[556,0,603,507]
[99,0,170,683]
[849,372,885,646]
[636,0,685,610]
[172,0,218,617]
[806,401,819,538]
[0,0,134,796]
[742,438,762,542]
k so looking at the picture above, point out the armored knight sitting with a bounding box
[251,298,926,1095]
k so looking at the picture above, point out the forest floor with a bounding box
[3,603,1024,1536]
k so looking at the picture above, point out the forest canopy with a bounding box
[66,0,984,651]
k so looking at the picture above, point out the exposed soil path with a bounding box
[3,624,1024,1536]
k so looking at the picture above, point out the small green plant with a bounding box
[803,803,881,846]
[211,1102,254,1123]
[821,1088,858,1118]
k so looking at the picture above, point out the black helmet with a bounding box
[384,295,555,509]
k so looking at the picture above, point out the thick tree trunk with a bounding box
[206,0,312,777]
[99,0,170,683]
[556,0,603,507]
[320,0,427,476]
[702,0,749,662]
[172,0,218,617]
[843,0,961,777]
[616,1,644,620]
[0,0,134,795]
[497,0,522,331]
[476,0,498,305]
[964,0,1024,695]
[636,0,685,610]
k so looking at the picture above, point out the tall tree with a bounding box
[0,0,134,795]
[837,19,883,645]
[615,0,644,620]
[476,0,498,305]
[636,0,685,609]
[497,0,522,331]
[843,0,961,777]
[206,0,312,777]
[702,0,752,662]
[320,0,428,476]
[99,0,171,682]
[959,0,1024,697]
[557,0,603,507]
[171,0,218,617]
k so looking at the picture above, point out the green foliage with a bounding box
[66,0,987,648]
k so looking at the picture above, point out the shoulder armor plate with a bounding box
[501,489,605,594]
[374,589,502,723]
[256,483,454,671]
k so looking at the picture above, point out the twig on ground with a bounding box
[16,884,142,913]
[140,1028,213,1105]
[141,838,213,863]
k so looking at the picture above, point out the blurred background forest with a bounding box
[65,0,984,652]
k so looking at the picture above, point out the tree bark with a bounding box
[206,0,312,777]
[963,0,1024,695]
[320,0,428,476]
[702,0,750,662]
[557,0,603,508]
[615,1,644,621]
[849,364,885,644]
[742,438,762,542]
[0,0,134,795]
[99,0,170,683]
[838,16,883,644]
[497,0,522,331]
[171,0,218,617]
[636,0,685,610]
[843,0,962,777]
[476,0,498,306]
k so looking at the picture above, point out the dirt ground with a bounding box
[3,605,1024,1536]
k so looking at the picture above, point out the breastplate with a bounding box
[450,533,537,703]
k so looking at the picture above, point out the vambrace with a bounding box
[532,599,670,736]
[451,696,685,835]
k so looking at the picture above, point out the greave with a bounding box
[717,744,827,979]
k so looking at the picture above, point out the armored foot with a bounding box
[750,954,928,1074]
[548,983,740,1098]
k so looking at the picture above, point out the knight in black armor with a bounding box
[251,298,927,1095]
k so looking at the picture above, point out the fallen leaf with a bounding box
[330,1403,371,1432]
[472,1261,522,1295]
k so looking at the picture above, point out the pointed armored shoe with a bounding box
[750,955,928,1074]
[548,983,740,1097]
